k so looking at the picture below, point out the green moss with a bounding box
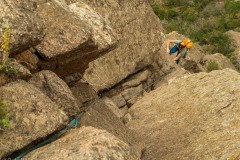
[0,100,10,128]
[207,60,219,72]
[0,61,19,77]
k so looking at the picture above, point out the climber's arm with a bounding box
[173,54,181,61]
[166,40,174,53]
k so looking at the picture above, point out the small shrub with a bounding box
[0,100,10,128]
[207,60,219,72]
[0,61,19,77]
[225,1,240,15]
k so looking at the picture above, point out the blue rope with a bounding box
[14,109,87,160]
[13,70,171,159]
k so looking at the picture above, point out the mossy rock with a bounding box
[0,100,9,129]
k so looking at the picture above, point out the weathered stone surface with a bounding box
[202,53,236,71]
[0,0,44,55]
[82,0,164,91]
[102,97,124,119]
[28,70,80,117]
[123,113,132,124]
[152,68,190,89]
[127,69,240,160]
[70,81,98,104]
[13,62,32,79]
[35,0,117,77]
[0,62,32,87]
[26,126,140,160]
[0,80,68,158]
[121,84,143,101]
[68,2,118,50]
[122,70,151,88]
[110,94,127,108]
[34,1,89,59]
[78,100,143,156]
[14,49,39,72]
[120,105,129,117]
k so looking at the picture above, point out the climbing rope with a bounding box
[14,68,174,159]
[14,98,99,160]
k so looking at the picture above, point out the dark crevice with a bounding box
[98,67,148,97]
[33,49,47,61]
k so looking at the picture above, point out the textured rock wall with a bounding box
[202,53,236,71]
[0,0,44,54]
[127,69,240,160]
[0,80,69,158]
[25,126,141,160]
[34,0,118,77]
[81,0,164,91]
[0,0,118,79]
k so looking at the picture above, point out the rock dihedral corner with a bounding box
[33,0,119,78]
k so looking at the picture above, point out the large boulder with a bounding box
[25,126,141,160]
[0,0,44,55]
[78,100,142,149]
[12,98,142,159]
[127,69,240,160]
[34,0,118,77]
[28,70,80,117]
[14,49,40,72]
[0,62,32,87]
[0,80,68,158]
[70,80,99,104]
[81,0,164,91]
[201,53,236,71]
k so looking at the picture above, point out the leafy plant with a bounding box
[0,20,19,77]
[207,60,219,72]
[0,100,10,128]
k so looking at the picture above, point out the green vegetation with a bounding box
[0,21,19,77]
[149,0,240,64]
[207,60,219,72]
[0,61,19,77]
[0,100,10,128]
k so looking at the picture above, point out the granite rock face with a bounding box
[28,70,80,117]
[127,69,240,160]
[35,0,118,77]
[26,126,141,160]
[202,53,236,71]
[81,0,164,91]
[0,80,68,158]
[24,99,143,160]
[1,0,117,79]
[0,0,44,55]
